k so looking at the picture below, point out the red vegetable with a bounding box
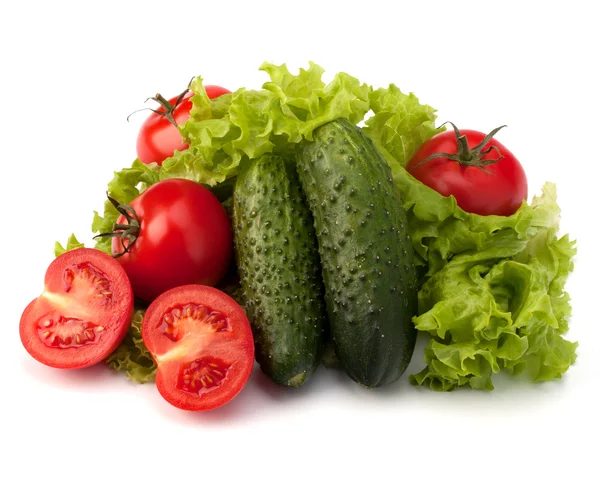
[103,178,232,302]
[142,285,254,411]
[407,123,527,216]
[136,85,231,166]
[20,248,134,369]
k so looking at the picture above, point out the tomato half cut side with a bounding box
[142,285,254,412]
[19,248,134,369]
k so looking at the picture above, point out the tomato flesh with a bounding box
[407,128,528,216]
[142,285,254,411]
[20,249,134,369]
[136,85,232,166]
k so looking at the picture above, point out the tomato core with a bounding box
[178,357,231,395]
[37,314,104,349]
[160,304,230,341]
[62,262,113,301]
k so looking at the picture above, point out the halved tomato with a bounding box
[20,248,134,369]
[142,284,254,412]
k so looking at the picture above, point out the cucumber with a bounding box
[233,154,326,387]
[297,118,419,388]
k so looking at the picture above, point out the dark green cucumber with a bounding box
[233,154,326,387]
[297,118,419,388]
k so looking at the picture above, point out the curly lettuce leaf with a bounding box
[91,159,160,252]
[409,201,578,390]
[363,84,440,171]
[106,309,156,383]
[54,233,85,257]
[363,88,578,390]
[159,62,371,186]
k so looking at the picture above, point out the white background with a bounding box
[2,1,599,477]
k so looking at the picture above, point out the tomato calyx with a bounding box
[93,194,140,258]
[411,122,507,174]
[127,78,194,128]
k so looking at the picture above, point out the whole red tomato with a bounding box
[107,179,233,302]
[407,124,527,216]
[136,85,231,166]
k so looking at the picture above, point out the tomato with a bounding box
[142,284,254,411]
[20,248,134,369]
[107,178,232,302]
[136,85,232,166]
[407,124,527,216]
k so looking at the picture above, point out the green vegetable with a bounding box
[54,233,84,257]
[362,86,578,390]
[233,154,326,387]
[297,118,419,388]
[408,184,577,390]
[106,309,156,383]
[363,84,440,173]
[159,62,371,186]
[92,159,160,253]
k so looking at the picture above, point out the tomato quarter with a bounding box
[136,85,231,166]
[20,248,134,369]
[142,285,254,411]
[107,178,233,302]
[407,124,528,216]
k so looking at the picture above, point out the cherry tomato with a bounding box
[20,249,134,369]
[407,124,527,216]
[110,179,233,302]
[136,85,232,166]
[142,284,254,411]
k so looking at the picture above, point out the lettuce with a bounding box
[92,160,160,253]
[363,84,440,171]
[106,309,156,383]
[54,233,84,257]
[362,86,578,390]
[55,160,160,256]
[159,62,371,185]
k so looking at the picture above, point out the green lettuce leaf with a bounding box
[91,159,160,252]
[363,84,439,171]
[106,309,156,383]
[362,87,578,390]
[54,233,85,257]
[159,62,371,186]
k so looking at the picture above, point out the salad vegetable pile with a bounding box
[20,61,577,412]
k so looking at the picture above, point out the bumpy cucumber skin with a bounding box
[233,155,326,387]
[297,118,419,388]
